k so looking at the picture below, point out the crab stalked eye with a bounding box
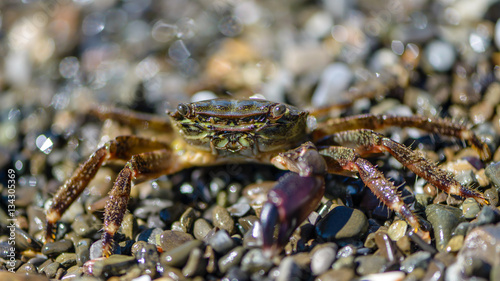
[270,104,286,119]
[177,103,191,117]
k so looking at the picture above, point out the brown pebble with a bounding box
[213,205,235,234]
[160,230,194,252]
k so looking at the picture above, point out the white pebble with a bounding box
[425,40,456,72]
[191,91,217,102]
[360,271,405,281]
[312,63,352,107]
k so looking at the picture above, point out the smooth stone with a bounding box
[75,238,92,266]
[90,255,137,277]
[208,230,235,255]
[485,161,500,189]
[16,263,37,274]
[311,63,353,107]
[332,256,355,270]
[316,206,368,241]
[316,268,355,281]
[387,220,407,241]
[89,239,119,260]
[71,214,100,238]
[310,243,338,275]
[193,218,213,240]
[240,248,273,274]
[446,235,464,252]
[218,246,245,274]
[160,230,194,252]
[476,206,500,225]
[14,228,42,251]
[374,232,401,262]
[224,266,250,281]
[42,239,74,257]
[132,241,159,272]
[425,40,456,72]
[227,202,251,217]
[354,255,387,275]
[462,198,481,219]
[179,207,198,233]
[400,251,432,273]
[484,188,499,206]
[0,272,49,281]
[160,239,203,268]
[238,215,259,234]
[62,265,83,279]
[41,261,60,278]
[213,205,235,234]
[182,247,206,277]
[360,271,406,281]
[425,204,464,251]
[458,225,500,269]
[55,253,77,268]
[277,256,302,281]
[242,220,263,248]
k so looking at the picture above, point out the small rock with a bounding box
[425,204,464,251]
[132,241,159,273]
[55,253,77,268]
[40,261,60,278]
[208,230,235,255]
[462,198,481,219]
[485,161,500,188]
[182,247,207,277]
[42,239,74,257]
[240,248,273,274]
[425,40,456,72]
[360,271,406,281]
[179,207,198,233]
[218,246,246,274]
[446,235,464,253]
[193,218,213,240]
[310,243,338,275]
[476,205,500,225]
[312,63,352,107]
[387,220,407,241]
[160,230,194,252]
[316,268,355,281]
[458,225,500,269]
[160,239,203,268]
[400,251,432,273]
[75,238,92,266]
[374,232,402,262]
[86,255,137,277]
[277,256,302,281]
[484,188,499,206]
[355,255,387,275]
[315,206,368,241]
[213,205,235,234]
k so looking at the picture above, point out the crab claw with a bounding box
[260,172,324,257]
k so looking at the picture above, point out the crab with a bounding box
[45,98,490,258]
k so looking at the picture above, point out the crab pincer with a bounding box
[261,143,326,257]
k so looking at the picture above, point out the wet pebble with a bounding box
[42,238,74,257]
[374,232,402,262]
[462,198,481,219]
[224,266,249,281]
[182,247,207,277]
[40,261,60,278]
[425,204,464,251]
[213,205,235,234]
[227,202,251,217]
[208,230,235,255]
[484,188,499,206]
[355,255,387,275]
[160,230,194,252]
[193,218,213,240]
[476,205,500,225]
[400,251,431,273]
[160,239,203,268]
[315,206,368,241]
[425,40,456,72]
[55,252,77,268]
[485,161,500,188]
[132,241,159,272]
[218,246,246,274]
[310,242,338,275]
[316,268,355,281]
[240,248,273,274]
[458,225,500,271]
[360,271,405,281]
[276,256,302,281]
[71,214,101,238]
[387,220,407,241]
[75,238,92,266]
[136,227,163,248]
[86,254,137,277]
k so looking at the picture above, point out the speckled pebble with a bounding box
[213,205,235,234]
[462,198,481,219]
[160,230,194,252]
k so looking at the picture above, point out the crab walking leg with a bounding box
[313,114,490,160]
[90,106,173,132]
[102,149,185,257]
[319,146,430,242]
[329,129,488,204]
[46,136,169,242]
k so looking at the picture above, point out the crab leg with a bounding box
[102,148,185,257]
[327,129,487,204]
[46,136,169,242]
[319,146,429,241]
[90,106,173,132]
[313,114,490,160]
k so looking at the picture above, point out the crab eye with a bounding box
[177,103,191,117]
[270,104,286,119]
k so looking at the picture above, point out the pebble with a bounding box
[40,261,60,278]
[213,205,235,234]
[400,251,431,273]
[227,202,251,217]
[425,204,464,251]
[0,272,49,280]
[15,227,42,252]
[179,207,198,233]
[310,243,338,275]
[425,40,456,72]
[312,63,353,107]
[316,268,355,281]
[71,214,101,238]
[86,255,137,277]
[458,225,500,271]
[182,247,206,277]
[193,218,213,240]
[276,256,302,281]
[360,271,406,281]
[218,246,246,274]
[476,205,500,225]
[160,230,194,252]
[55,252,77,268]
[42,239,74,257]
[316,206,368,241]
[484,188,499,206]
[75,238,92,266]
[387,220,407,242]
[208,230,235,255]
[240,248,273,274]
[160,239,203,268]
[462,198,481,219]
[132,241,159,272]
[355,255,388,275]
[485,161,500,188]
[374,232,402,262]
